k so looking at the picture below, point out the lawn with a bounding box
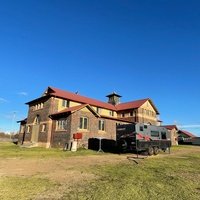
[0,142,200,200]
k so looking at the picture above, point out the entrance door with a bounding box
[31,124,39,143]
[31,115,40,143]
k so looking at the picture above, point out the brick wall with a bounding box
[70,110,117,148]
[51,115,72,148]
[23,97,55,144]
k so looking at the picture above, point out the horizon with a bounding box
[0,0,200,136]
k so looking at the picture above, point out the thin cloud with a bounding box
[178,125,200,129]
[0,97,8,103]
[18,92,28,96]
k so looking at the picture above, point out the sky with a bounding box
[0,0,200,135]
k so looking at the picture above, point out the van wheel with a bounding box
[147,146,154,156]
[153,147,159,155]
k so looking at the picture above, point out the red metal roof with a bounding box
[27,86,160,114]
[115,98,159,114]
[178,130,196,138]
[48,86,116,110]
[162,125,178,130]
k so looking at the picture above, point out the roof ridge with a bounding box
[117,98,149,105]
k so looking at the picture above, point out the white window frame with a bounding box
[62,99,70,107]
[56,119,67,130]
[79,117,88,130]
[27,125,31,133]
[98,120,105,131]
[41,124,46,132]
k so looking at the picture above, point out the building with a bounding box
[18,86,160,148]
[162,125,178,145]
[177,129,196,145]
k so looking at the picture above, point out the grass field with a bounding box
[0,142,200,200]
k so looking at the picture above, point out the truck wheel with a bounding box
[147,146,154,156]
[119,139,127,152]
[153,147,159,155]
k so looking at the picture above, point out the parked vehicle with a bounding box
[116,123,171,155]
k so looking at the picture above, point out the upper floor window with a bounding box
[96,107,101,114]
[79,117,88,130]
[121,113,125,117]
[41,124,46,132]
[110,111,114,116]
[34,103,44,111]
[62,99,70,107]
[56,119,67,130]
[130,111,134,117]
[99,120,105,131]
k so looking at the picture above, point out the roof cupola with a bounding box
[106,92,121,105]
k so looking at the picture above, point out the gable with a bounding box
[140,100,156,113]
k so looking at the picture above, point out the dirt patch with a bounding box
[0,154,129,182]
[0,154,130,200]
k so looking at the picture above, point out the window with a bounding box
[96,107,101,114]
[41,124,46,132]
[99,120,105,131]
[130,111,134,116]
[79,117,88,129]
[62,99,70,107]
[144,125,148,129]
[110,111,114,116]
[20,125,25,133]
[121,113,125,117]
[34,115,40,124]
[56,119,67,130]
[151,131,159,137]
[161,132,167,139]
[27,125,31,133]
[34,103,44,110]
[140,126,144,131]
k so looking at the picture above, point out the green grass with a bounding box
[64,147,200,200]
[0,142,99,159]
[0,176,55,200]
[1,142,200,200]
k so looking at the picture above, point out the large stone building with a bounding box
[18,86,160,148]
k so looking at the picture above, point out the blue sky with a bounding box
[0,0,200,135]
